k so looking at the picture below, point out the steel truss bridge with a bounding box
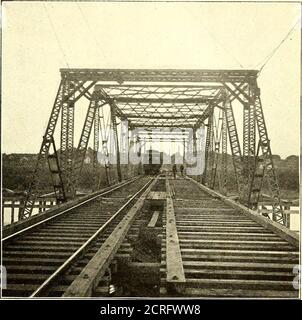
[3,69,299,297]
[19,68,284,225]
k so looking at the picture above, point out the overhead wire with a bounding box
[203,27,244,69]
[188,10,244,69]
[189,9,300,73]
[256,18,300,75]
[76,3,107,61]
[43,3,70,68]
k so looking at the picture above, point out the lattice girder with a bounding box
[21,68,284,226]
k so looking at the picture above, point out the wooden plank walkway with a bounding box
[161,178,299,298]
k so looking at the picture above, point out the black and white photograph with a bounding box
[0,0,301,304]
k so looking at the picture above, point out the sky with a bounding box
[2,1,301,158]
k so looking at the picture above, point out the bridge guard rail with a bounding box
[187,177,299,248]
[165,178,186,294]
[2,176,140,240]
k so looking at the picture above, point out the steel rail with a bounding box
[29,177,153,298]
[2,176,141,242]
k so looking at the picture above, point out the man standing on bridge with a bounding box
[172,164,177,179]
[180,164,184,177]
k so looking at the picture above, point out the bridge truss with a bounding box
[20,69,284,225]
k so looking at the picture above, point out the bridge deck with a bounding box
[2,177,151,297]
[2,175,299,298]
[161,178,299,298]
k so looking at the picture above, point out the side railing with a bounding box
[2,196,57,226]
[257,200,299,232]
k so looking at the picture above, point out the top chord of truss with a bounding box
[60,68,258,83]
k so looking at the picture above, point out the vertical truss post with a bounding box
[60,80,75,197]
[208,124,215,188]
[137,137,144,175]
[128,129,134,178]
[137,136,143,175]
[248,142,265,211]
[193,128,197,156]
[182,129,186,160]
[198,125,205,183]
[220,110,228,195]
[202,105,214,185]
[99,105,111,186]
[209,111,221,190]
[192,128,198,181]
[243,104,249,167]
[71,94,98,194]
[242,99,256,201]
[93,105,100,190]
[120,118,128,178]
[19,80,66,219]
[224,95,244,197]
[46,136,66,205]
[249,83,284,224]
[187,129,194,165]
[211,112,222,189]
[110,103,122,182]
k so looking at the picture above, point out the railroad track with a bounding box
[161,177,300,298]
[2,176,154,297]
[2,175,299,298]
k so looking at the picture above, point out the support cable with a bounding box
[76,4,107,61]
[186,10,244,68]
[43,4,70,68]
[256,19,300,75]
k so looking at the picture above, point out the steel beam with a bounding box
[61,68,258,83]
[71,96,98,194]
[224,97,244,195]
[223,83,249,106]
[210,118,221,190]
[243,101,256,201]
[249,84,284,224]
[202,105,214,185]
[60,80,75,197]
[138,139,189,143]
[110,103,122,182]
[99,106,111,185]
[93,106,100,190]
[19,81,66,219]
[121,114,204,120]
[21,80,98,216]
[220,111,228,195]
[111,97,221,104]
[46,136,66,205]
[23,68,286,229]
[132,124,195,129]
[96,84,223,89]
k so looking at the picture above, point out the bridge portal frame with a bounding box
[19,68,284,225]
